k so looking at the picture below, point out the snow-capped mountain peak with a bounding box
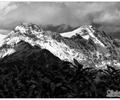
[60,25,93,38]
[0,23,120,69]
[0,24,86,64]
[60,25,105,47]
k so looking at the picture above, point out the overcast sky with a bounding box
[0,2,120,34]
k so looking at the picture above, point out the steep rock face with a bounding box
[0,23,120,69]
[60,25,120,68]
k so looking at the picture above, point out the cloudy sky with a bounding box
[0,2,120,37]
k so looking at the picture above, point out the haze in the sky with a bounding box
[0,2,120,37]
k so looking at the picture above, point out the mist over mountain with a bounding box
[89,22,120,40]
[36,23,120,39]
[1,2,120,40]
[39,24,77,33]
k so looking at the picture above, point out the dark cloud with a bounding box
[0,2,120,36]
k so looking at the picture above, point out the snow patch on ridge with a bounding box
[0,48,15,58]
[0,34,7,46]
[60,25,105,47]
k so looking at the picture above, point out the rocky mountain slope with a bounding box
[0,23,120,69]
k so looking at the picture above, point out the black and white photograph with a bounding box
[0,0,120,98]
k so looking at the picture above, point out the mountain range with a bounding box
[0,23,120,69]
